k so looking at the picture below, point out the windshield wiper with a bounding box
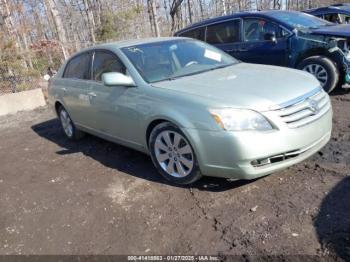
[172,63,235,80]
[152,76,182,82]
[152,63,236,83]
[210,63,236,70]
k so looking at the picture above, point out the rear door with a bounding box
[60,52,94,127]
[205,19,243,60]
[237,18,290,66]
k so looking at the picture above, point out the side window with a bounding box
[63,53,91,80]
[342,14,350,24]
[180,27,205,41]
[243,18,283,42]
[324,13,342,23]
[206,20,240,44]
[92,51,126,81]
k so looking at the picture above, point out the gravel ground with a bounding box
[0,90,349,260]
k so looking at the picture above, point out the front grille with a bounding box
[274,89,331,128]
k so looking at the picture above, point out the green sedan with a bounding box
[48,37,332,184]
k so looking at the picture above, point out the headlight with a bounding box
[210,108,273,131]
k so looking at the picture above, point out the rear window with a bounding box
[63,52,91,80]
[206,20,240,44]
[180,27,205,41]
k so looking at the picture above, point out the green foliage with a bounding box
[96,12,119,42]
[0,32,42,93]
[32,53,61,76]
[96,7,141,42]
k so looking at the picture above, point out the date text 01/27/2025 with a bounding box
[127,255,220,261]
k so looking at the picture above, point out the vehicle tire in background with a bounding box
[297,56,339,93]
[149,122,202,185]
[58,106,85,140]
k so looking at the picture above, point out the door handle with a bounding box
[88,92,97,97]
[61,87,67,92]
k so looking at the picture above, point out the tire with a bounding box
[58,106,84,140]
[149,122,202,185]
[297,56,339,93]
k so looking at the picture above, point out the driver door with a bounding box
[89,50,141,142]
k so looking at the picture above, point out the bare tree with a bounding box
[147,0,160,37]
[170,0,184,33]
[151,0,160,37]
[83,0,96,43]
[221,0,227,15]
[44,0,69,59]
[187,0,193,23]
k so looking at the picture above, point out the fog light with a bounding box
[251,158,271,167]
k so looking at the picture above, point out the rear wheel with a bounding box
[297,56,339,93]
[149,122,202,185]
[58,106,84,140]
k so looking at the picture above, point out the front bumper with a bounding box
[182,107,332,180]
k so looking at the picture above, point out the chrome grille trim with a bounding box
[274,89,331,128]
[277,87,322,108]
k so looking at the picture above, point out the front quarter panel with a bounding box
[289,31,349,72]
[138,85,222,146]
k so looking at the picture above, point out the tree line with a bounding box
[0,0,347,92]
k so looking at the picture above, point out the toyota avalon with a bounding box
[48,37,332,184]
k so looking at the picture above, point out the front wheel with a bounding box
[149,122,202,185]
[297,56,339,93]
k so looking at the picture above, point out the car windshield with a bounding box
[273,12,334,29]
[121,39,238,83]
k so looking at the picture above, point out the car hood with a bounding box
[151,63,320,111]
[311,24,350,38]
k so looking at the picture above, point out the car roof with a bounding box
[175,10,299,34]
[70,37,189,57]
[304,5,350,15]
[94,37,188,49]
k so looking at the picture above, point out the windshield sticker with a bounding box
[204,49,222,62]
[169,44,178,51]
[126,47,143,53]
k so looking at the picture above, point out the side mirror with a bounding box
[264,32,277,43]
[102,72,135,87]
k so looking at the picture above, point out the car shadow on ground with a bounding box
[31,118,255,192]
[314,177,350,260]
[330,87,350,96]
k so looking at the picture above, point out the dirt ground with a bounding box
[0,90,349,260]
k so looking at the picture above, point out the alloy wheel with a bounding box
[60,109,73,138]
[303,64,328,87]
[154,130,194,178]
